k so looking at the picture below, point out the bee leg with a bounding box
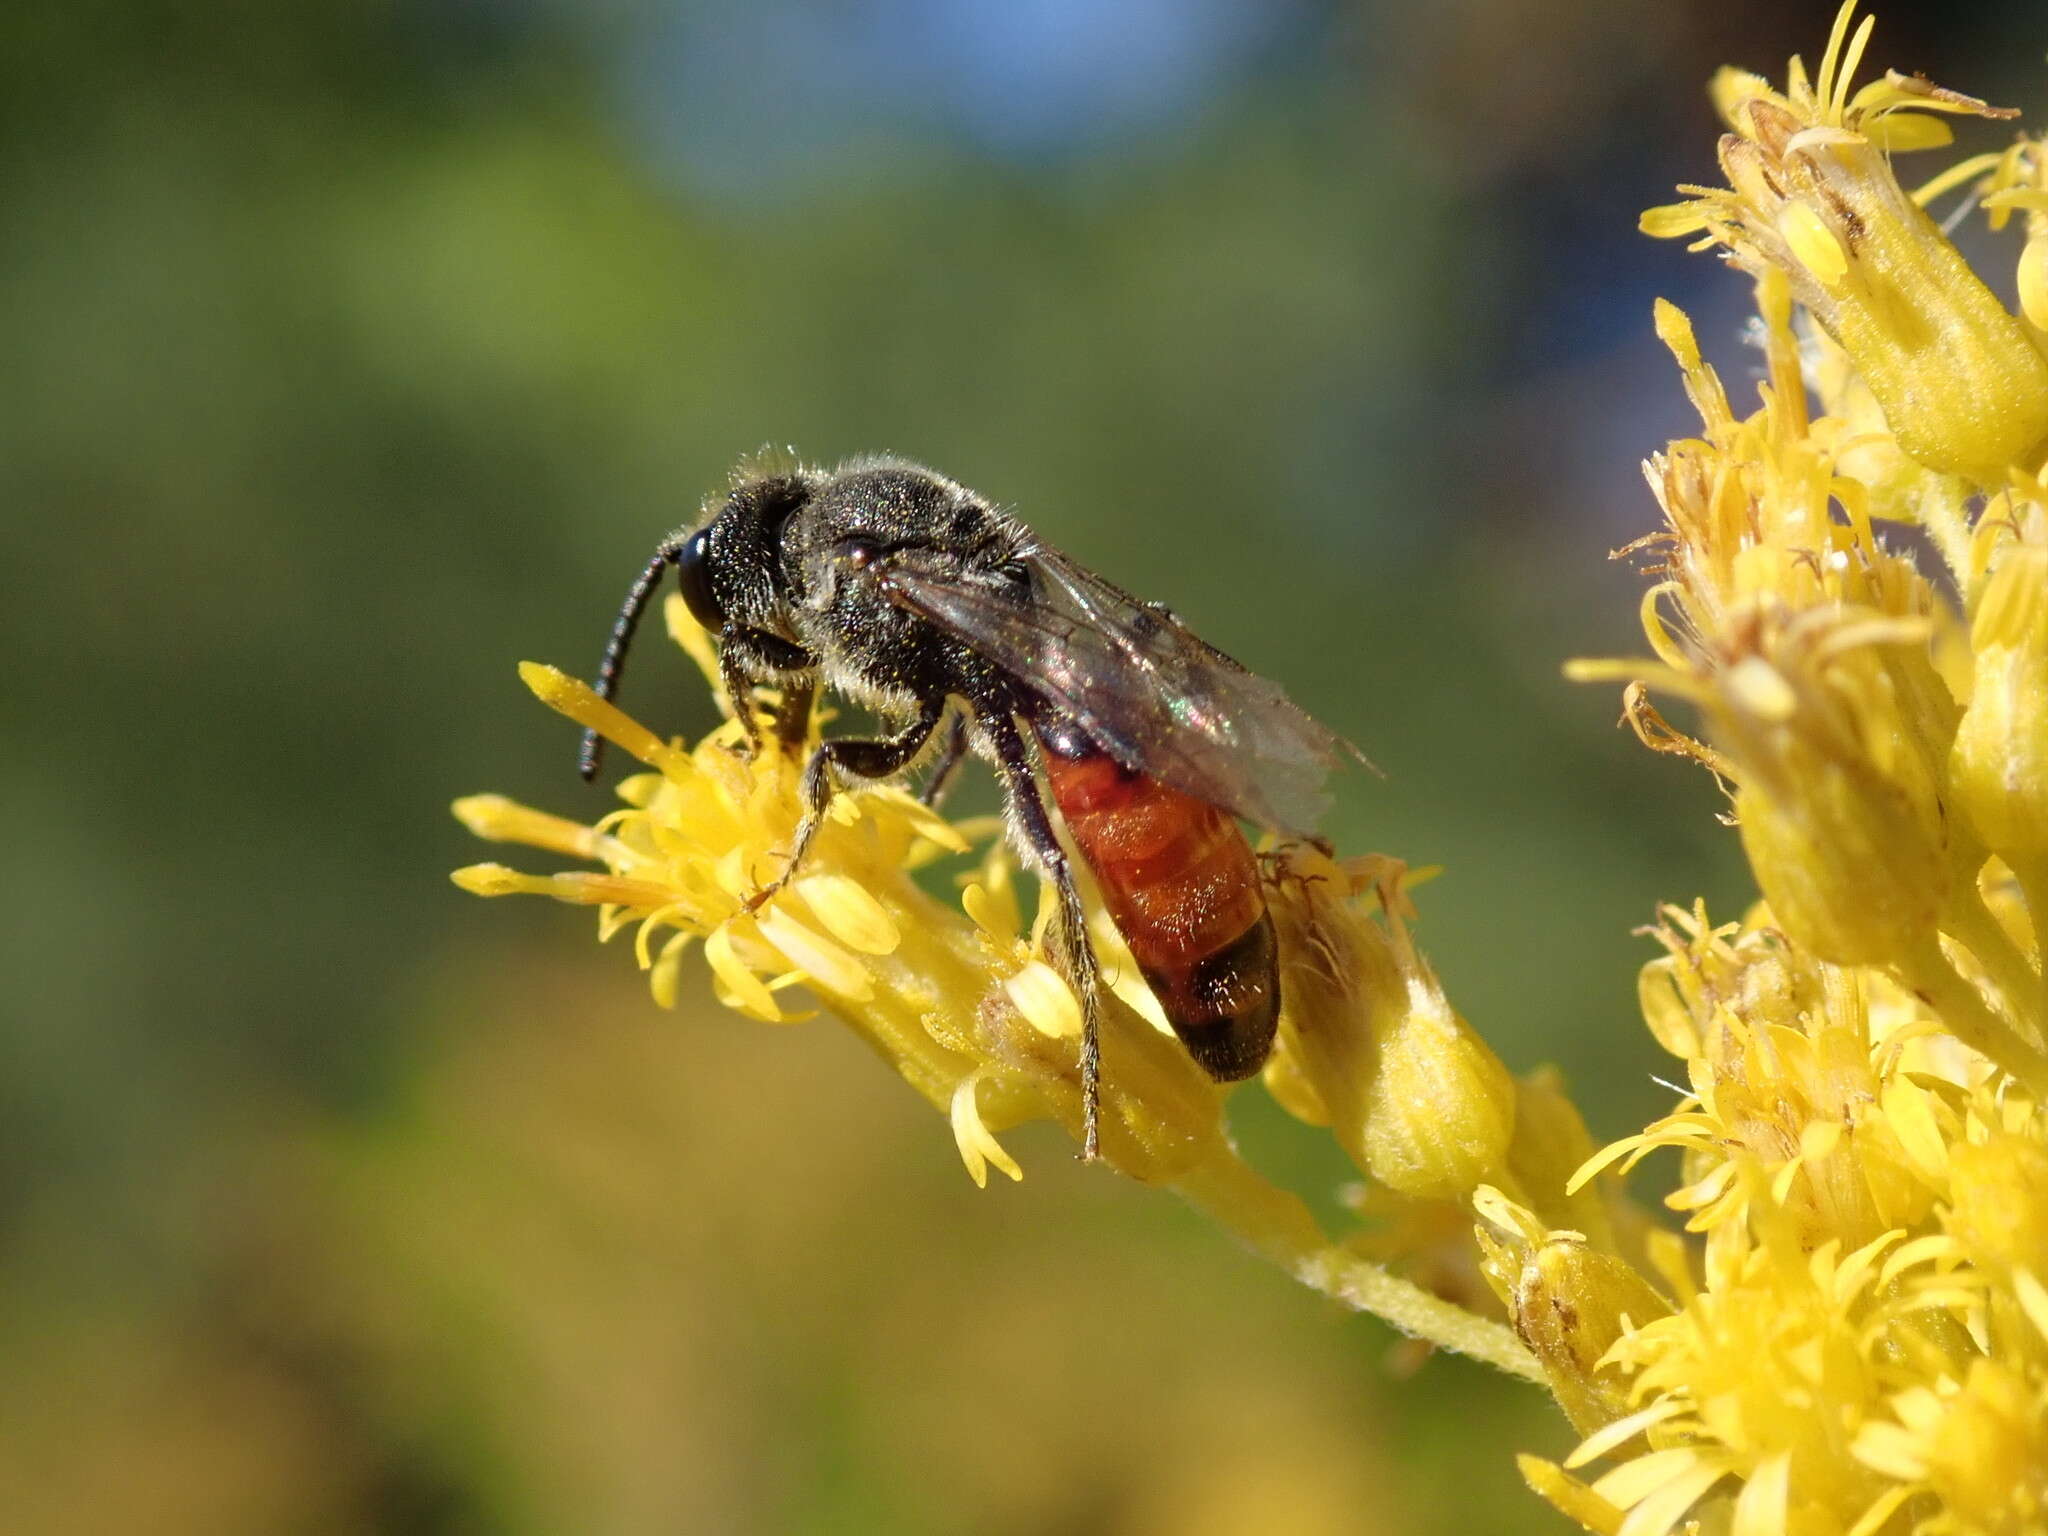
[771,676,818,750]
[717,628,820,758]
[979,708,1103,1162]
[718,642,770,755]
[916,711,970,808]
[740,697,944,913]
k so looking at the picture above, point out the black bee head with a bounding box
[687,471,818,643]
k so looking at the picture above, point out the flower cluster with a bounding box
[452,5,2048,1530]
[1499,6,2048,1531]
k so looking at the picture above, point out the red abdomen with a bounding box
[1035,724,1279,1080]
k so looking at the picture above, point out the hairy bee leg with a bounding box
[740,698,945,913]
[718,642,768,755]
[716,627,819,758]
[772,676,818,749]
[916,711,970,808]
[979,707,1103,1162]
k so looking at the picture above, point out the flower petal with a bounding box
[754,907,875,1000]
[1592,1447,1710,1510]
[950,1071,1023,1188]
[706,923,782,1019]
[649,929,695,1010]
[961,880,1018,943]
[1615,1454,1730,1536]
[1863,112,1952,151]
[1568,1400,1692,1468]
[1641,202,1717,240]
[1004,961,1082,1040]
[518,661,686,774]
[1519,1456,1627,1536]
[1729,1452,1788,1536]
[794,872,901,955]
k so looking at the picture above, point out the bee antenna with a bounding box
[579,535,688,782]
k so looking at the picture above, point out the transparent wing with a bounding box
[881,543,1347,832]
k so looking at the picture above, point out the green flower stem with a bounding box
[1944,887,2047,1047]
[1900,934,2048,1097]
[1172,1149,1545,1383]
[1920,479,1978,585]
[2018,857,2048,1026]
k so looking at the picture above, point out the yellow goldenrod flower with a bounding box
[1573,292,2047,1091]
[1578,905,1944,1257]
[1856,1359,2048,1535]
[1538,10,2048,1533]
[1589,1230,1925,1532]
[1644,1,2047,485]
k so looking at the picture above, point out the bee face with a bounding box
[687,473,814,665]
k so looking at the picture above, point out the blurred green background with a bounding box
[2,2,2034,1531]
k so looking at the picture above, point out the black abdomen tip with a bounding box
[1154,913,1281,1082]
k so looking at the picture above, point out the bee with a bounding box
[580,456,1351,1159]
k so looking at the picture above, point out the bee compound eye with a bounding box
[675,525,725,630]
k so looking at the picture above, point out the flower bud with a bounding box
[1514,1237,1673,1436]
[1778,126,2048,486]
[1646,66,2046,485]
[1475,1191,1672,1435]
[1713,646,1948,967]
[1268,850,1515,1200]
[1362,975,1516,1201]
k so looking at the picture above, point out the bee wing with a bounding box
[881,544,1346,832]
